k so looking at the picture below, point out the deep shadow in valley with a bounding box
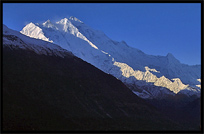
[2,46,199,131]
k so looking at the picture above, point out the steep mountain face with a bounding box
[3,25,186,131]
[3,24,71,57]
[20,17,201,99]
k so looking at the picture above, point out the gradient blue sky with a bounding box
[3,3,201,65]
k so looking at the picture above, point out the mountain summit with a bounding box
[20,17,201,99]
[69,16,83,23]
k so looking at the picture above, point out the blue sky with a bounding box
[3,3,201,65]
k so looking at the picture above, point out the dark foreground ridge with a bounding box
[3,45,184,131]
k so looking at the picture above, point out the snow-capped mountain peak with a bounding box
[56,18,79,33]
[20,22,53,43]
[27,22,36,27]
[57,18,69,25]
[69,16,83,23]
[43,19,51,25]
[3,24,72,58]
[42,19,56,29]
[20,17,201,99]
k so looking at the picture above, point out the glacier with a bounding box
[6,16,200,99]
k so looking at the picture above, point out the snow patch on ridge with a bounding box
[196,79,201,88]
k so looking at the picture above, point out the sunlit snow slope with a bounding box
[3,24,72,58]
[20,17,201,99]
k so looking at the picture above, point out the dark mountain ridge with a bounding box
[3,45,182,131]
[2,25,201,131]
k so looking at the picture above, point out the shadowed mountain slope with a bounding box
[3,44,181,131]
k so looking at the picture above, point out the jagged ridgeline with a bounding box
[20,16,201,99]
[3,16,201,131]
[3,25,185,130]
